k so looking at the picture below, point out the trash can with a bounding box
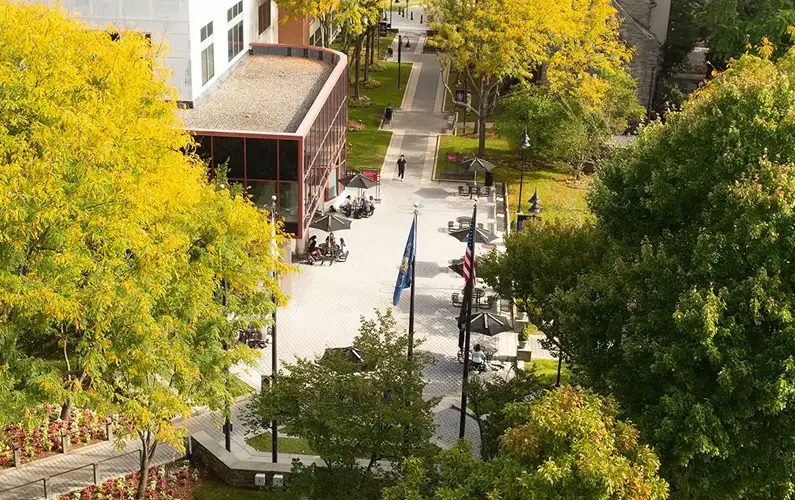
[485,172,494,187]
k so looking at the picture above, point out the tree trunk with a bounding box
[354,35,364,99]
[364,28,370,83]
[136,432,158,499]
[370,27,376,65]
[477,81,489,157]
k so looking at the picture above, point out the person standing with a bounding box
[397,154,407,180]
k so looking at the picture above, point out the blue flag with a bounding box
[392,218,416,306]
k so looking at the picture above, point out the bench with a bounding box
[439,169,474,181]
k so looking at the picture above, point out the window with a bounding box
[201,46,214,85]
[327,167,339,199]
[228,21,244,61]
[200,22,213,42]
[227,1,243,21]
[247,182,277,209]
[200,22,215,86]
[212,136,244,179]
[279,182,299,221]
[246,139,278,180]
[279,140,299,181]
[258,1,272,34]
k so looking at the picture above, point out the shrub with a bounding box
[348,120,364,132]
[349,96,372,108]
[369,61,387,72]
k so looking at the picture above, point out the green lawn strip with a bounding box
[195,480,294,499]
[529,359,571,387]
[246,432,315,455]
[435,134,589,222]
[347,62,411,172]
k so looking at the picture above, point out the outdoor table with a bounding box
[465,184,481,199]
[473,288,485,304]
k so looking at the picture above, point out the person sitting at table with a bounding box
[341,195,352,216]
[471,344,486,370]
[306,235,322,263]
[325,232,336,255]
[361,197,371,215]
[368,196,376,214]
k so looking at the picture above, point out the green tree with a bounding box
[0,4,287,496]
[465,367,547,459]
[428,0,633,157]
[277,0,338,47]
[500,51,795,497]
[383,386,669,500]
[243,310,439,490]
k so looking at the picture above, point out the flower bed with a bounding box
[60,463,202,500]
[0,404,115,468]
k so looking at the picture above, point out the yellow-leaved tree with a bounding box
[427,0,634,156]
[0,3,289,497]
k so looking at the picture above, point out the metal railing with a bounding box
[0,449,143,500]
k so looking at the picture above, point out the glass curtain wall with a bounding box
[301,69,348,230]
[193,134,300,235]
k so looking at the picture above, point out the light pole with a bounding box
[528,187,540,217]
[517,128,529,214]
[397,35,409,90]
[270,194,279,463]
[390,0,395,26]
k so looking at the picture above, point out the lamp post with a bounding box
[517,128,529,214]
[397,35,409,90]
[528,187,540,217]
[270,194,279,463]
[390,0,395,26]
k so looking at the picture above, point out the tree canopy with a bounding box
[383,386,668,500]
[0,3,288,495]
[492,51,795,498]
[428,0,635,156]
[243,310,438,477]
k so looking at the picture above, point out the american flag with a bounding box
[462,222,476,286]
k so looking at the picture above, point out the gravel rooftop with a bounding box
[180,55,334,133]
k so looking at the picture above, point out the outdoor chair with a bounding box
[447,221,455,232]
[478,295,497,310]
[337,250,350,262]
[477,222,484,229]
[458,186,468,197]
[451,292,463,307]
[479,186,491,198]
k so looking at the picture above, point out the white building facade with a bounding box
[43,0,279,104]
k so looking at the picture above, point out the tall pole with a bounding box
[555,355,562,387]
[458,204,477,439]
[517,156,525,213]
[390,0,393,27]
[408,202,418,359]
[397,36,402,90]
[270,195,278,463]
[222,279,232,452]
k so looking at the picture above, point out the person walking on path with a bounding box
[397,154,407,180]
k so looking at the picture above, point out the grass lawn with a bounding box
[194,480,293,499]
[246,432,315,455]
[529,359,571,387]
[228,375,254,398]
[435,134,590,222]
[347,62,411,171]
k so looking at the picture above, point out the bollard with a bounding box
[93,463,100,485]
[60,433,69,455]
[13,445,20,468]
[106,420,113,442]
[421,14,424,24]
[43,477,49,499]
[411,11,413,20]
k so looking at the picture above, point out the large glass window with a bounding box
[247,181,277,209]
[228,21,244,61]
[246,139,278,180]
[279,182,299,221]
[194,135,212,170]
[212,136,244,179]
[279,140,299,181]
[227,1,243,21]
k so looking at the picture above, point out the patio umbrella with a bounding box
[459,312,513,337]
[458,157,496,184]
[448,258,465,277]
[309,214,352,232]
[322,346,363,363]
[340,173,378,190]
[449,226,497,244]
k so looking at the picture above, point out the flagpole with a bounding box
[408,202,418,360]
[459,203,477,439]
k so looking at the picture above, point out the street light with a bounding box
[528,187,540,216]
[397,35,410,90]
[270,194,279,463]
[517,128,529,214]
